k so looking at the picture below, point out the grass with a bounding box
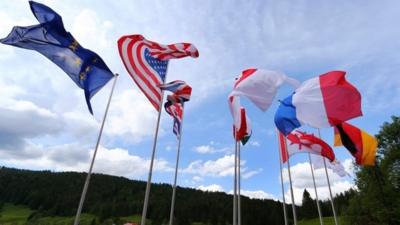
[0,203,148,225]
[298,216,345,225]
[0,203,33,225]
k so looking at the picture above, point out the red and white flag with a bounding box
[228,95,251,144]
[117,35,198,111]
[278,130,335,163]
[230,68,300,111]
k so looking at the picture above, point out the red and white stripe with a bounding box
[118,35,199,111]
[150,43,199,60]
[118,35,165,110]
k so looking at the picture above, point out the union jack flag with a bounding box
[165,102,184,138]
[160,80,192,138]
[159,80,192,103]
[117,35,198,111]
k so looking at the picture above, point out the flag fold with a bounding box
[275,71,362,135]
[0,1,114,114]
[117,35,198,111]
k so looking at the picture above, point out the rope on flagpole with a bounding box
[141,63,169,225]
[317,129,339,225]
[233,140,238,225]
[238,143,242,225]
[308,153,324,225]
[284,136,298,225]
[73,74,119,225]
[168,108,185,225]
[276,130,288,225]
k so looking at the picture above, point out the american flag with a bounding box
[117,35,198,111]
[165,102,184,138]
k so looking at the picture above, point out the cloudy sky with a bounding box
[1,0,399,204]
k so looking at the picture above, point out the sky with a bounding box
[0,0,400,205]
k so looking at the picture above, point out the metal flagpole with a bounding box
[238,143,242,225]
[276,131,288,225]
[308,153,324,225]
[284,137,298,225]
[323,158,339,225]
[141,64,169,225]
[317,129,339,225]
[73,74,119,225]
[168,109,186,225]
[233,140,238,225]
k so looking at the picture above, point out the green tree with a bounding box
[346,116,400,225]
[300,189,317,219]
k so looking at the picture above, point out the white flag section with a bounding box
[228,95,252,142]
[311,155,348,177]
[230,68,300,111]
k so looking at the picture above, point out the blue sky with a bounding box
[0,0,399,204]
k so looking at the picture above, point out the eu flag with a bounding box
[0,1,114,114]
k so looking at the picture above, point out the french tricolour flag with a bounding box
[275,71,362,135]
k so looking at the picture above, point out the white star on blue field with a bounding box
[0,0,399,203]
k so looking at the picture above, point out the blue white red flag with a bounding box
[165,102,184,138]
[275,71,362,135]
[159,80,192,103]
[117,35,198,111]
[161,80,192,138]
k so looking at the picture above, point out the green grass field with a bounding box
[0,203,33,225]
[299,216,345,225]
[0,203,344,225]
[0,203,147,225]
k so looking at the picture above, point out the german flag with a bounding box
[334,122,378,166]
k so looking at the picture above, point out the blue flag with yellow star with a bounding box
[0,1,114,114]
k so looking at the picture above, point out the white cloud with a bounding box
[0,144,173,179]
[240,190,277,200]
[182,154,261,180]
[193,144,230,154]
[105,89,159,144]
[197,184,224,192]
[248,141,261,147]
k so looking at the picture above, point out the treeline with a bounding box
[0,167,289,225]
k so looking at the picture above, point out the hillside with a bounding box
[0,167,288,225]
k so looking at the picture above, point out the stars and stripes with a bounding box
[117,35,198,111]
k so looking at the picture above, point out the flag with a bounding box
[334,122,378,166]
[228,95,251,145]
[159,80,192,103]
[160,80,192,138]
[165,102,184,138]
[275,71,362,135]
[278,130,335,163]
[0,1,114,114]
[230,68,300,111]
[311,155,348,177]
[117,35,198,111]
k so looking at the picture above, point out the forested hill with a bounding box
[0,167,287,225]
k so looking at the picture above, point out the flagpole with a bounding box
[168,109,185,225]
[238,143,242,225]
[233,140,238,225]
[141,64,169,225]
[284,137,298,225]
[73,74,119,225]
[317,129,339,225]
[276,131,288,225]
[308,153,324,225]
